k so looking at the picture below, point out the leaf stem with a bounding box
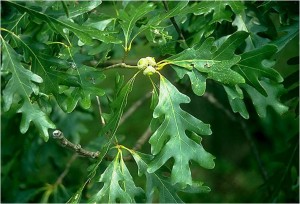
[96,96,106,126]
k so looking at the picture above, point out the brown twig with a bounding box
[100,63,138,71]
[52,130,100,159]
[162,0,189,49]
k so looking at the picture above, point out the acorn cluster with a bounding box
[137,57,157,76]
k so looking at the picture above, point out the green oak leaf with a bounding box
[47,0,102,18]
[68,133,118,203]
[1,37,55,140]
[195,1,245,24]
[90,154,143,203]
[273,22,299,52]
[148,75,215,187]
[68,75,139,203]
[223,85,249,119]
[131,151,210,203]
[118,2,155,51]
[173,67,206,96]
[100,73,138,138]
[233,12,270,52]
[9,34,106,113]
[160,31,248,95]
[7,1,121,45]
[11,35,78,108]
[129,1,199,47]
[235,44,283,96]
[242,81,288,118]
[64,65,105,112]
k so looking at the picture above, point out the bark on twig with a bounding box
[52,130,100,159]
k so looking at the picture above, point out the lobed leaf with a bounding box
[132,152,183,203]
[47,1,102,18]
[195,1,245,24]
[90,154,143,203]
[7,1,121,45]
[235,44,283,96]
[131,151,211,203]
[148,75,215,187]
[64,65,106,113]
[1,37,55,140]
[160,31,248,95]
[233,12,270,52]
[273,22,299,52]
[10,34,106,113]
[67,74,138,203]
[118,2,155,50]
[223,85,249,119]
[242,81,288,118]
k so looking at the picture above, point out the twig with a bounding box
[52,130,100,159]
[203,91,270,186]
[101,63,138,71]
[119,92,152,125]
[162,0,189,49]
[96,96,106,126]
[54,154,78,186]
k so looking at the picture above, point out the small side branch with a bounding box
[52,130,99,159]
[162,0,188,49]
[101,63,138,71]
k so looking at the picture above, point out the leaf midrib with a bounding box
[2,40,32,102]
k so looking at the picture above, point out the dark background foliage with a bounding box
[1,1,299,203]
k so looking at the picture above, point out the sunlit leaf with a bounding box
[148,75,215,187]
[90,154,143,203]
[160,31,248,95]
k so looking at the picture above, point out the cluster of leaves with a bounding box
[1,1,298,203]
